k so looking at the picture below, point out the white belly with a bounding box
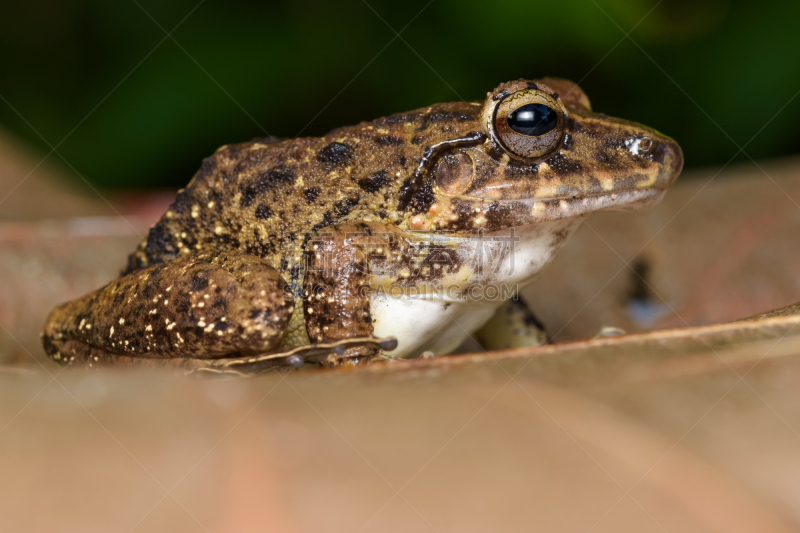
[371,293,499,358]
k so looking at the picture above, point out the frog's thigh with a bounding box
[42,252,294,365]
[474,295,548,350]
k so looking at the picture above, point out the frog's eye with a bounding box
[491,89,566,159]
[507,104,558,136]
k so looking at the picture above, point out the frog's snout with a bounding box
[647,134,683,190]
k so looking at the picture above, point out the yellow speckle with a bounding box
[118,318,125,325]
[146,325,152,331]
[109,326,114,337]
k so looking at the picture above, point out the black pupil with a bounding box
[507,103,558,136]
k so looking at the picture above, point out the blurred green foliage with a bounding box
[0,0,798,189]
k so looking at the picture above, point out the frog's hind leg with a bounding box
[42,252,295,367]
[474,294,548,350]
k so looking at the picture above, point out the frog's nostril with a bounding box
[639,136,653,152]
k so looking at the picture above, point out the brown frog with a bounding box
[42,78,683,374]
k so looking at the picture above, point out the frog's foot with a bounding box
[42,252,294,367]
[475,295,548,350]
[187,336,399,376]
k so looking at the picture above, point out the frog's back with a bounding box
[124,101,484,289]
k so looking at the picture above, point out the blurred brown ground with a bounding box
[2,129,800,531]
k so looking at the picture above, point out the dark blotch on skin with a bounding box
[374,113,416,127]
[545,153,583,175]
[397,176,415,210]
[255,204,273,220]
[375,135,404,146]
[240,165,295,207]
[411,180,436,212]
[311,211,336,233]
[258,166,295,188]
[304,187,321,203]
[358,170,391,192]
[191,275,209,292]
[239,187,256,208]
[136,221,175,273]
[171,189,193,215]
[334,197,359,217]
[318,142,351,164]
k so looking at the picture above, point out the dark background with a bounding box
[0,0,798,189]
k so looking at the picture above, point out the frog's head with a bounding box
[411,78,683,234]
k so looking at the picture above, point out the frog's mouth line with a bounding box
[463,188,666,220]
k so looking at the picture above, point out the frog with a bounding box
[41,78,683,374]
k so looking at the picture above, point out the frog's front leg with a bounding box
[474,295,548,350]
[302,222,386,366]
[42,252,295,367]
